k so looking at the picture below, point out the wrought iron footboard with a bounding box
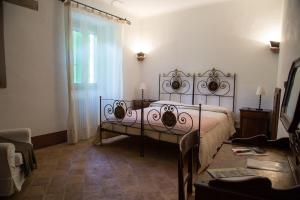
[99,96,201,157]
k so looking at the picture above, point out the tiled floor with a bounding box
[4,136,180,200]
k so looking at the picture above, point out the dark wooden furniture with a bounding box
[4,0,38,10]
[280,57,300,133]
[0,1,6,88]
[240,107,272,138]
[279,57,300,183]
[132,99,156,110]
[270,88,281,139]
[178,131,199,200]
[194,135,300,200]
[236,88,281,139]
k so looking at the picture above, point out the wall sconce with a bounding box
[137,52,146,61]
[270,41,280,53]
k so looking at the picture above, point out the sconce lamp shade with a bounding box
[137,52,146,61]
[270,41,280,53]
[270,41,279,47]
[139,82,147,90]
[256,86,266,96]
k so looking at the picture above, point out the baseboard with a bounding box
[31,130,67,149]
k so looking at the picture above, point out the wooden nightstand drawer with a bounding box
[240,110,270,119]
[240,107,272,138]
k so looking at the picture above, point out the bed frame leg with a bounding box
[99,96,103,146]
[195,146,200,172]
[99,128,103,146]
[197,104,202,172]
[140,99,145,157]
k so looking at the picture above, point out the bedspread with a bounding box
[100,101,235,172]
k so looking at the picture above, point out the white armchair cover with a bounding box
[0,128,32,196]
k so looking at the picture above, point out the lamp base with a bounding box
[257,95,262,111]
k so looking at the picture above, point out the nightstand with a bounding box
[239,107,272,138]
[132,99,156,110]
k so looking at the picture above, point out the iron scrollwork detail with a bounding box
[104,100,137,126]
[196,68,232,96]
[114,105,126,119]
[161,69,192,94]
[147,104,193,135]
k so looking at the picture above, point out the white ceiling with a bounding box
[93,0,230,18]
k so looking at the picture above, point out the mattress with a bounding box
[101,101,235,172]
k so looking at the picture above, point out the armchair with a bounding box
[0,128,32,196]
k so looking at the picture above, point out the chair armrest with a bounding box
[0,143,16,171]
[0,128,32,144]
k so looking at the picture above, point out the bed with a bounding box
[99,68,236,172]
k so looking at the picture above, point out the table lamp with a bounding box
[256,86,266,110]
[139,83,147,100]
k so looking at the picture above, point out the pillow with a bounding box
[150,100,230,114]
[149,100,186,107]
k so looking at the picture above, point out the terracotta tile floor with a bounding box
[4,136,181,200]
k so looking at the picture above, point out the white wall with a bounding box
[276,0,300,138]
[0,0,140,136]
[139,0,283,115]
[0,0,285,136]
[0,0,68,137]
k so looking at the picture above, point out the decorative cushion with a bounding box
[15,153,23,166]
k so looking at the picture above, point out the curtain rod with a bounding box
[61,0,131,25]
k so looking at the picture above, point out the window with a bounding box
[70,8,123,99]
[72,30,97,84]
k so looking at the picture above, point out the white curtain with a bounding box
[65,3,123,143]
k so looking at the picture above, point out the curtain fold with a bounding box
[64,3,123,144]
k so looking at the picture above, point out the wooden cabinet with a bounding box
[132,99,156,110]
[240,107,272,138]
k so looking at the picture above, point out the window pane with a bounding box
[73,30,83,84]
[89,34,95,84]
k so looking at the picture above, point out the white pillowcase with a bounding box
[149,100,186,107]
[149,100,230,114]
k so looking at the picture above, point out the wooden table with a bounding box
[194,143,297,199]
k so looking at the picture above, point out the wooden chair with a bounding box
[178,131,199,200]
[207,176,300,200]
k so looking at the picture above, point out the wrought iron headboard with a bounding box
[159,69,194,104]
[194,68,236,111]
[158,68,236,111]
